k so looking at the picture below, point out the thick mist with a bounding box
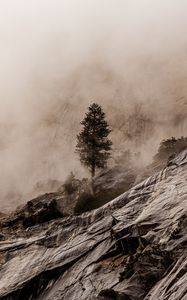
[0,0,187,212]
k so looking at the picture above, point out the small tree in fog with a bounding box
[76,103,112,177]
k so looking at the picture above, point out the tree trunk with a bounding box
[90,164,95,195]
[91,163,95,178]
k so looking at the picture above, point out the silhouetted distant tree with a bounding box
[76,103,112,177]
[154,136,187,162]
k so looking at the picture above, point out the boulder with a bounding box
[0,149,187,299]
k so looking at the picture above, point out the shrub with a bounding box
[63,172,80,195]
[154,136,187,163]
[119,262,134,281]
[98,289,118,299]
[74,188,125,215]
[74,192,96,214]
[145,272,158,286]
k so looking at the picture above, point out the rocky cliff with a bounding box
[0,149,187,300]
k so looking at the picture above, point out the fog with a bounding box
[0,0,187,211]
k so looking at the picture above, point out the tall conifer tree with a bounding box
[76,103,112,177]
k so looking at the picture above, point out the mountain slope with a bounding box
[0,149,187,300]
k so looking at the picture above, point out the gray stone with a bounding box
[0,149,187,300]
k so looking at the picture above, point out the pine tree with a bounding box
[76,103,112,177]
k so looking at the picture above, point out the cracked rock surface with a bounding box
[0,149,187,300]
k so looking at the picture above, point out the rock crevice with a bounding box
[0,149,187,300]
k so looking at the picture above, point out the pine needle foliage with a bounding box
[76,103,112,177]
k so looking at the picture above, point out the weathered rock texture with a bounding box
[0,149,187,300]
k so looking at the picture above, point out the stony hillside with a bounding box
[0,149,187,299]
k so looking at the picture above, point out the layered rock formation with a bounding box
[0,149,187,300]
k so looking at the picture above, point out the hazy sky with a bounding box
[0,0,187,211]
